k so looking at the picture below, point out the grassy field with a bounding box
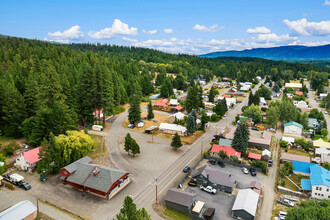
[162,207,191,220]
[88,134,107,159]
[314,135,328,142]
[289,174,304,186]
[282,177,300,191]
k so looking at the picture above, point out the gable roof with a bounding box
[292,160,315,174]
[295,91,303,96]
[232,189,259,217]
[66,163,128,193]
[153,99,169,107]
[222,94,231,98]
[313,139,330,149]
[248,152,261,160]
[22,147,42,164]
[284,121,303,129]
[315,146,330,155]
[262,149,271,157]
[285,83,302,88]
[174,105,183,111]
[0,200,37,220]
[211,144,241,158]
[62,156,92,173]
[191,165,236,188]
[164,188,196,207]
[218,138,233,147]
[171,112,186,120]
[308,118,319,127]
[159,123,187,133]
[309,165,330,187]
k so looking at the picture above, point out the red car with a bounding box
[209,159,216,165]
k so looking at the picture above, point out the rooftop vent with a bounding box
[93,167,100,176]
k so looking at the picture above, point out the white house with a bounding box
[218,97,236,108]
[256,76,262,81]
[284,121,303,135]
[159,123,187,136]
[293,101,309,108]
[168,112,186,123]
[259,97,267,107]
[15,147,41,172]
[319,93,327,101]
[169,99,179,106]
[301,165,330,200]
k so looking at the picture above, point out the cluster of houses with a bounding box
[153,98,184,112]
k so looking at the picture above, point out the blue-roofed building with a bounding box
[149,94,160,100]
[299,165,330,200]
[301,179,312,190]
[292,160,315,176]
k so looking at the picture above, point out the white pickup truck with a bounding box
[200,185,216,194]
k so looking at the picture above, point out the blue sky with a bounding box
[1,0,330,54]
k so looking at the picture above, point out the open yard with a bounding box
[158,206,190,220]
[287,149,310,157]
[88,134,107,160]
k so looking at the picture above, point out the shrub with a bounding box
[113,105,126,115]
[219,150,229,159]
[210,114,220,122]
[255,145,264,151]
[204,151,210,156]
[281,180,286,186]
[2,141,20,157]
[279,162,293,178]
[230,156,241,164]
[250,160,268,174]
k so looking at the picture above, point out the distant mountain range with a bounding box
[199,44,330,61]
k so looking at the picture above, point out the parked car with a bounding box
[269,128,275,132]
[277,198,294,207]
[17,181,31,190]
[252,127,259,131]
[325,111,328,114]
[209,159,216,165]
[137,122,144,128]
[278,211,287,220]
[127,124,135,128]
[200,185,216,194]
[218,161,225,168]
[242,167,249,174]
[250,168,257,176]
[268,160,273,167]
[188,179,197,187]
[183,166,191,173]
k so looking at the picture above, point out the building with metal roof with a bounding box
[164,188,196,214]
[0,200,37,220]
[218,138,232,147]
[284,121,303,135]
[232,189,259,220]
[14,147,42,172]
[292,160,315,175]
[159,123,187,136]
[60,157,130,200]
[280,152,310,163]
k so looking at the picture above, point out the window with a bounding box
[327,189,329,192]
[320,187,322,191]
[318,194,320,196]
[321,194,324,197]
[316,187,319,190]
[315,193,317,195]
[328,196,330,199]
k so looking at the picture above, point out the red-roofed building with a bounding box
[248,152,262,160]
[295,91,303,96]
[210,144,242,158]
[153,99,169,110]
[15,147,42,172]
[222,94,231,98]
[172,105,184,112]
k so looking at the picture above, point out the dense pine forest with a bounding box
[0,36,329,146]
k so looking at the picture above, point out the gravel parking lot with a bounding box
[186,186,236,220]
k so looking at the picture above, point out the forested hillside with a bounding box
[0,36,329,146]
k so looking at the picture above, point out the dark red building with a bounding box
[61,156,130,199]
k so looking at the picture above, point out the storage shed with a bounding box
[232,189,259,220]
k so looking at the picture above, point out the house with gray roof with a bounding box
[0,200,37,220]
[308,118,319,129]
[164,188,196,214]
[232,189,260,220]
[191,165,236,193]
[60,156,130,199]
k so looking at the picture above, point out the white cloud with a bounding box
[48,25,84,40]
[256,33,297,42]
[163,29,173,34]
[122,37,138,43]
[301,41,330,46]
[143,29,157,35]
[88,19,138,39]
[324,0,330,6]
[193,24,218,32]
[44,38,70,44]
[283,18,330,36]
[246,26,271,34]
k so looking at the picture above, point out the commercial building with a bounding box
[284,121,303,135]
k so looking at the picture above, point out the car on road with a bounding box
[325,111,328,114]
[183,166,191,173]
[242,167,249,174]
[200,185,216,194]
[250,168,257,176]
[268,160,273,167]
[209,159,216,165]
[277,198,294,207]
[218,161,225,168]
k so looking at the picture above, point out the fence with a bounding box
[277,186,308,198]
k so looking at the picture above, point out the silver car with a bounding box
[242,167,249,174]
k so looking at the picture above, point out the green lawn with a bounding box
[287,149,309,157]
[283,177,300,191]
[163,208,191,220]
[288,174,304,186]
[314,135,328,142]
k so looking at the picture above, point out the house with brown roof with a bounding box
[60,156,130,200]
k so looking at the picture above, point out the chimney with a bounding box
[93,167,100,176]
[207,174,209,180]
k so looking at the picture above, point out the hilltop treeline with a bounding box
[0,36,329,145]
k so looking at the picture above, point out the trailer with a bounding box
[92,125,103,131]
[3,173,24,184]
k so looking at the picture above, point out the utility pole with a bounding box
[155,178,158,204]
[200,137,204,155]
[36,197,39,217]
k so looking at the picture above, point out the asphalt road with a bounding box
[104,80,265,219]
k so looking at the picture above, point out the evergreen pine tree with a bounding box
[232,122,250,154]
[208,86,215,103]
[147,101,154,120]
[128,94,141,124]
[131,139,140,157]
[124,133,132,154]
[248,91,254,106]
[186,114,197,134]
[171,133,182,150]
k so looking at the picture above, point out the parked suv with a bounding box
[218,161,225,168]
[250,168,257,176]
